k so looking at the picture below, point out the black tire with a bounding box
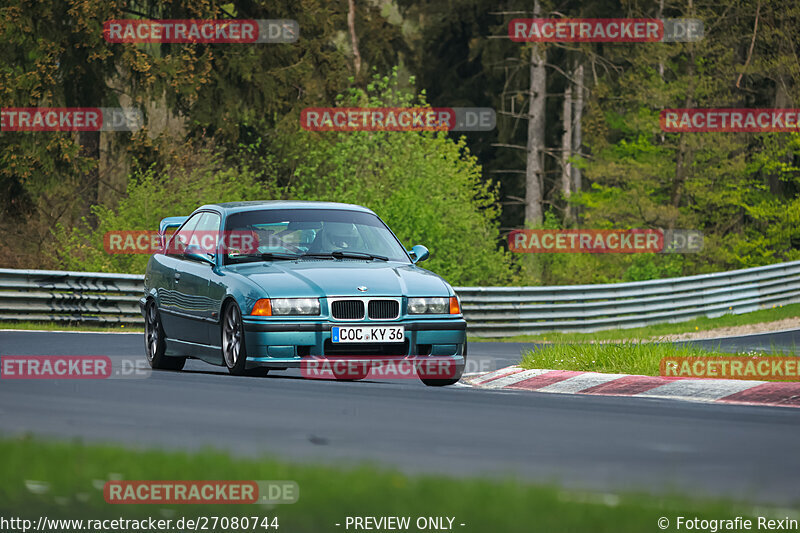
[221,301,249,376]
[144,300,185,371]
[419,342,467,387]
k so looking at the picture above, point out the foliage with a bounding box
[4,0,800,287]
[575,0,800,276]
[519,210,688,285]
[286,69,516,286]
[53,146,279,273]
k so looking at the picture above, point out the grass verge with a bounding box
[0,436,769,532]
[470,303,800,343]
[519,343,797,379]
[0,321,142,333]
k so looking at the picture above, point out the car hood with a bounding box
[229,260,451,298]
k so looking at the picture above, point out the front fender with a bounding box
[212,269,270,322]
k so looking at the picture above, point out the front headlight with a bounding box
[252,298,320,316]
[408,297,450,314]
[271,298,320,315]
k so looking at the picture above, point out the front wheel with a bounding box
[222,302,249,375]
[144,300,185,371]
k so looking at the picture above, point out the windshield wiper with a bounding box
[332,250,389,261]
[301,251,388,261]
[300,252,336,260]
[260,252,300,261]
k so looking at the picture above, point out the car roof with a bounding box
[197,201,376,215]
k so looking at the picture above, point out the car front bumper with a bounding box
[241,318,466,367]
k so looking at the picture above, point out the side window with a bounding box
[166,213,202,257]
[191,212,222,256]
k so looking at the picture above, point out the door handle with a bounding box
[174,272,181,281]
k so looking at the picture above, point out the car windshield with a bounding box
[223,208,411,264]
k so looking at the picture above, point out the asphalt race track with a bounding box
[1,330,799,505]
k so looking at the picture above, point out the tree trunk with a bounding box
[658,0,665,144]
[770,76,791,195]
[347,0,361,75]
[570,61,584,220]
[525,0,546,227]
[670,0,695,209]
[658,0,665,79]
[670,88,694,209]
[78,130,100,211]
[671,133,691,209]
[561,83,573,224]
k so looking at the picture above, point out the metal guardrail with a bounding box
[456,261,800,337]
[1,261,799,335]
[0,269,144,325]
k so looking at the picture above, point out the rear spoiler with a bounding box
[158,216,188,250]
[159,216,188,234]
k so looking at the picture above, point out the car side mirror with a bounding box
[184,245,215,266]
[409,245,429,264]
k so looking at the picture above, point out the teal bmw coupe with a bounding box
[140,201,467,386]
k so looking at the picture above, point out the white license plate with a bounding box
[331,326,404,343]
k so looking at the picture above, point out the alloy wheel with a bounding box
[222,304,242,368]
[145,302,159,363]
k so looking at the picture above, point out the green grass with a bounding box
[0,321,142,333]
[470,303,800,343]
[519,343,798,379]
[0,436,776,532]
